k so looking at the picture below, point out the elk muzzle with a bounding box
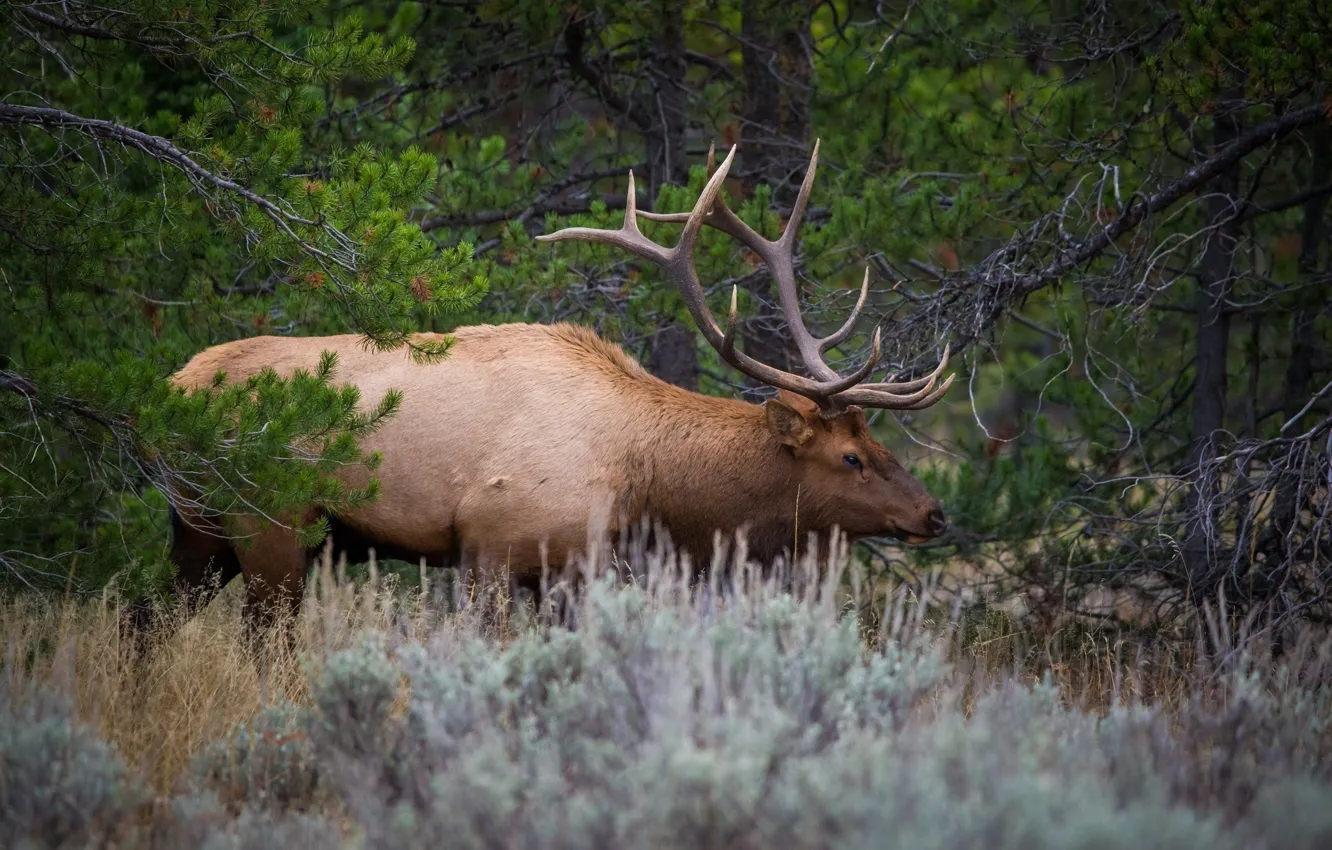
[925,502,948,536]
[896,500,948,545]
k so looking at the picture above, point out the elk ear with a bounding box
[765,398,814,447]
[777,388,820,416]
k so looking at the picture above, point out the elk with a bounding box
[146,143,954,638]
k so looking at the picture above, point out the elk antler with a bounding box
[536,143,954,412]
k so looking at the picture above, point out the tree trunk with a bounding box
[740,0,815,194]
[738,0,815,396]
[1182,99,1243,594]
[645,0,688,204]
[642,1,696,389]
[738,302,793,402]
[1272,122,1330,543]
[648,319,698,391]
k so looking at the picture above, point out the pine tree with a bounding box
[1,1,485,595]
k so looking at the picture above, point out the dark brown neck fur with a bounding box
[620,376,819,565]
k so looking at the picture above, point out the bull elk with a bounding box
[147,142,954,637]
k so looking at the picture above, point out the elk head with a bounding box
[538,143,955,544]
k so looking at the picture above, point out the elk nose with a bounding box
[926,504,948,536]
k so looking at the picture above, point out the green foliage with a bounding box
[5,0,1331,620]
[1162,0,1329,103]
[1,0,486,596]
[921,418,1082,548]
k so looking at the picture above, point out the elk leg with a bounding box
[234,521,311,665]
[494,543,588,629]
[121,507,240,656]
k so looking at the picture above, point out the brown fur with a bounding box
[163,322,946,625]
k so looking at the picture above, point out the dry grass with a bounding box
[1,552,507,792]
[6,584,280,791]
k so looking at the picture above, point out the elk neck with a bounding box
[622,383,812,564]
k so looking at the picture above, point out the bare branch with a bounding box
[956,103,1329,341]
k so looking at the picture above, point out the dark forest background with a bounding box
[2,0,1330,639]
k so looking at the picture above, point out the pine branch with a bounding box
[421,164,645,231]
[1238,180,1332,223]
[0,103,352,269]
[323,47,554,125]
[0,370,129,435]
[14,5,273,54]
[425,183,829,233]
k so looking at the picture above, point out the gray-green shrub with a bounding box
[0,688,147,849]
[190,704,322,813]
[4,567,1330,849]
[296,576,1332,850]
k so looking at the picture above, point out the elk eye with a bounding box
[843,453,862,470]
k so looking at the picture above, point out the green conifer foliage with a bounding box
[1,1,485,594]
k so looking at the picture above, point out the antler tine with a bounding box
[637,141,773,253]
[638,147,880,395]
[665,148,883,401]
[903,373,957,409]
[838,371,956,411]
[694,137,853,389]
[720,285,739,360]
[675,146,736,255]
[854,343,952,394]
[810,325,883,398]
[624,169,639,231]
[832,344,954,409]
[817,266,870,353]
[535,147,751,359]
[778,138,820,250]
[536,169,672,265]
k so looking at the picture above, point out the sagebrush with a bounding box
[3,551,1331,849]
